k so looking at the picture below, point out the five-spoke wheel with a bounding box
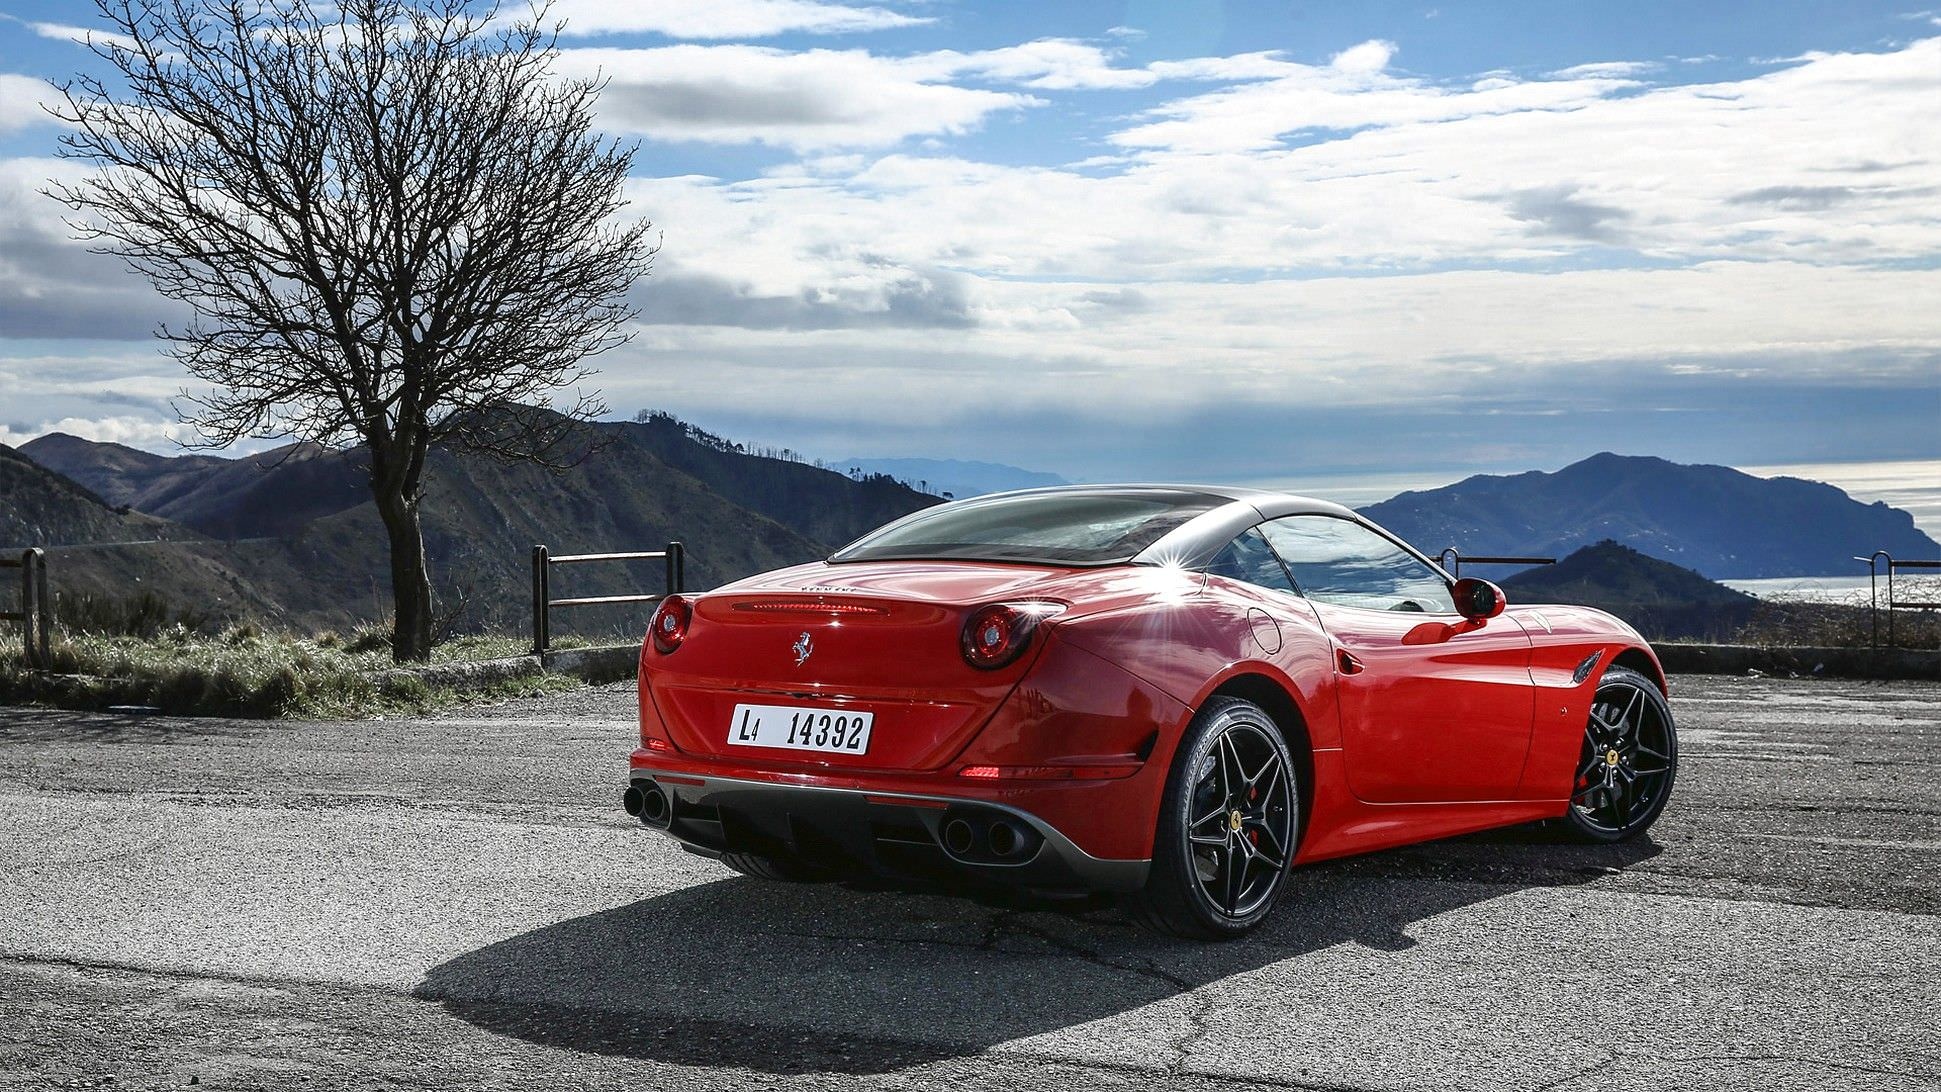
[1563,665,1678,842]
[1135,697,1298,938]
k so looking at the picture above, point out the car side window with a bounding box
[1204,527,1299,595]
[1258,516,1456,614]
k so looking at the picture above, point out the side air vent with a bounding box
[1572,650,1603,685]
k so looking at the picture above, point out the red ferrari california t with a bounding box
[625,486,1677,937]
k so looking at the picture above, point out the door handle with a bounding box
[1336,649,1365,675]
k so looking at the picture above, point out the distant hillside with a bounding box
[834,457,1068,500]
[1503,540,1759,639]
[630,414,941,548]
[0,444,307,627]
[1,442,174,547]
[11,411,940,635]
[1362,452,1940,578]
[25,434,367,540]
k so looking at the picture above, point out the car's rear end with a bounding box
[624,489,1223,893]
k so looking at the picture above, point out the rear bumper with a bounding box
[627,768,1150,893]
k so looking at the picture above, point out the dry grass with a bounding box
[1724,594,1940,650]
[0,624,595,719]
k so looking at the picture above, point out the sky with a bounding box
[0,0,1938,495]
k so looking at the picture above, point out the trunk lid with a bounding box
[645,560,1086,772]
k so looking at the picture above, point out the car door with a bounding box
[1257,515,1535,804]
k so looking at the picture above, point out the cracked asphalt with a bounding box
[1,674,1937,1091]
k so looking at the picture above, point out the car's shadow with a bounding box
[416,829,1660,1075]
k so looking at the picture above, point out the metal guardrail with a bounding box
[1,548,51,668]
[1437,547,1556,579]
[1856,550,1941,649]
[532,542,685,655]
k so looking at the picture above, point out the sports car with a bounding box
[625,485,1677,937]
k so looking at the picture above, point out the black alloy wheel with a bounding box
[1564,665,1678,842]
[1134,697,1298,938]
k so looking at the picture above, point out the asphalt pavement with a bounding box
[1,674,1936,1091]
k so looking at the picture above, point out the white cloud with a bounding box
[1548,60,1660,79]
[0,415,189,451]
[1331,39,1397,75]
[1111,59,1637,154]
[3,30,1937,471]
[0,158,178,338]
[0,74,58,133]
[13,20,140,50]
[533,0,928,39]
[563,45,1039,149]
[590,258,1941,481]
[910,40,1159,91]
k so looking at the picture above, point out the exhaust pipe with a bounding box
[641,785,671,825]
[942,818,975,857]
[625,782,672,827]
[988,820,1024,859]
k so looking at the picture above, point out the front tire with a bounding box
[1562,665,1678,842]
[1131,697,1299,939]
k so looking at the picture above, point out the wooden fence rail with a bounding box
[0,549,50,668]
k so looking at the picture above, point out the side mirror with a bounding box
[1452,577,1506,621]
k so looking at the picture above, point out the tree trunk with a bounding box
[375,491,435,663]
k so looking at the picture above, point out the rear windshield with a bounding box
[832,490,1224,566]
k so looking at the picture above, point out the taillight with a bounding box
[959,601,1064,670]
[649,595,692,654]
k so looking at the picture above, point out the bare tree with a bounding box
[47,0,656,661]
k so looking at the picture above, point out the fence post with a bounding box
[1885,551,1897,650]
[1439,547,1461,578]
[1859,552,1884,649]
[31,549,48,668]
[16,549,35,668]
[666,541,685,595]
[531,544,550,656]
[16,548,49,670]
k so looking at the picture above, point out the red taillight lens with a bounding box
[649,595,692,654]
[959,601,1064,670]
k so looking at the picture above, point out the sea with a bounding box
[1250,458,1941,601]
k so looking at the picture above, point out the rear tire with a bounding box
[1131,696,1299,939]
[720,852,830,883]
[1560,666,1677,843]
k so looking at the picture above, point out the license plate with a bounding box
[727,703,874,755]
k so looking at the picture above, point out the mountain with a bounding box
[10,412,941,635]
[24,434,368,540]
[1360,452,1940,579]
[834,457,1068,500]
[1,442,177,547]
[1501,540,1759,639]
[0,443,306,627]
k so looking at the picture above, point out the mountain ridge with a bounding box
[1500,540,1760,639]
[1360,451,1938,578]
[9,414,941,633]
